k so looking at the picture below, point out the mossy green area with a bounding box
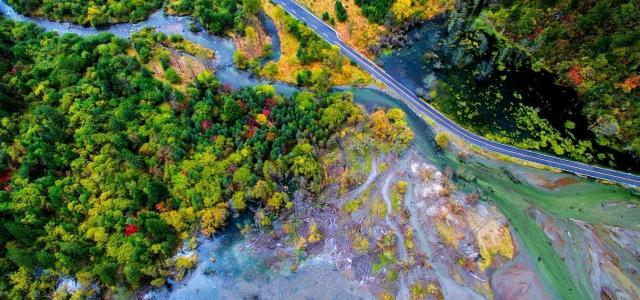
[454,155,640,300]
[346,149,373,183]
[343,187,371,214]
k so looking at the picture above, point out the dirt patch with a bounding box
[491,254,550,300]
[232,15,272,60]
[148,48,210,91]
[539,176,579,190]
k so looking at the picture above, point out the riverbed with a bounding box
[2,3,640,300]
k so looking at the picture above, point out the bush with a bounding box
[158,52,171,70]
[165,68,182,84]
[169,34,184,43]
[263,61,278,77]
[335,0,348,22]
[435,132,449,149]
[233,50,247,69]
[296,69,313,86]
[322,11,330,21]
[188,21,201,32]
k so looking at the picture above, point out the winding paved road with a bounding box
[273,0,640,187]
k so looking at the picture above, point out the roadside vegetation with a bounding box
[298,0,384,54]
[261,0,372,86]
[476,0,640,161]
[298,0,452,55]
[422,0,640,168]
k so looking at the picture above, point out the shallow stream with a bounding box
[2,4,639,299]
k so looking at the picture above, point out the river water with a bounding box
[2,3,640,300]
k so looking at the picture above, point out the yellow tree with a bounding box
[391,0,412,22]
[199,203,229,237]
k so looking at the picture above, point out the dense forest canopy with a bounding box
[481,0,640,159]
[5,0,261,34]
[6,0,163,26]
[167,0,262,34]
[0,17,385,298]
[354,0,394,24]
[432,0,640,161]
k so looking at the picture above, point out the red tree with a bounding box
[125,224,139,237]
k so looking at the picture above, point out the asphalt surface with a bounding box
[273,0,640,187]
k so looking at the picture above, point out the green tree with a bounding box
[335,0,348,22]
[233,50,247,69]
[322,11,331,21]
[222,98,243,122]
[165,68,182,84]
[243,0,261,15]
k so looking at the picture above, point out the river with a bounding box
[2,3,640,300]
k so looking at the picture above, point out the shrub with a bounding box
[335,0,348,22]
[435,132,449,149]
[165,68,181,84]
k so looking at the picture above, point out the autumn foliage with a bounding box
[369,108,414,152]
[0,20,378,296]
[567,66,584,87]
[619,75,640,93]
[124,224,139,237]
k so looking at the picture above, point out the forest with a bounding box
[432,0,640,164]
[0,17,376,298]
[5,0,260,34]
[166,0,259,34]
[6,0,163,26]
[483,0,640,160]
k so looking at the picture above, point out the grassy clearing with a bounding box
[130,30,214,92]
[343,187,371,213]
[297,0,384,55]
[261,0,372,85]
[232,15,273,62]
[147,49,209,92]
[298,0,452,55]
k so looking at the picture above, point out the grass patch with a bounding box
[352,232,370,253]
[261,0,372,85]
[372,250,397,273]
[389,180,407,212]
[343,187,370,213]
[378,161,388,173]
[435,218,460,248]
[297,0,384,55]
[370,197,387,219]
